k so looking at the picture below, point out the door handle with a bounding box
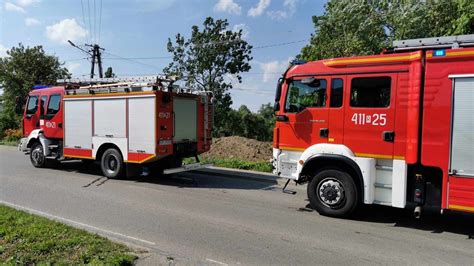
[276,115,289,122]
[382,131,395,142]
[320,128,329,138]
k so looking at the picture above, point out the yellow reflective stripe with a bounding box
[279,146,305,152]
[125,154,156,164]
[324,53,420,66]
[355,152,405,160]
[449,204,474,212]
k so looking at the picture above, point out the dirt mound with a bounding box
[201,136,273,162]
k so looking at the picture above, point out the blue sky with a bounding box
[0,0,326,111]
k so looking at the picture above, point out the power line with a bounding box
[87,0,92,43]
[80,0,90,44]
[98,0,103,45]
[93,0,97,44]
[103,51,162,70]
[103,56,172,60]
[253,39,308,49]
[64,57,89,62]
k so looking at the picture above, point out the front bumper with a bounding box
[18,137,28,152]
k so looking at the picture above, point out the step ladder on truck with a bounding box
[272,34,474,218]
[18,75,214,178]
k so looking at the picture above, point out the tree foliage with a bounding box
[300,0,474,61]
[164,17,253,135]
[0,44,69,132]
[219,103,275,142]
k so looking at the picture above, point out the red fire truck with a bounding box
[18,76,213,178]
[273,35,474,218]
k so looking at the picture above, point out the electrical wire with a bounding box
[98,0,102,45]
[103,51,163,71]
[80,0,90,44]
[253,39,308,49]
[93,0,97,44]
[103,56,172,60]
[87,0,93,44]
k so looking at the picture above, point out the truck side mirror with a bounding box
[274,78,283,112]
[15,100,23,114]
[273,101,280,112]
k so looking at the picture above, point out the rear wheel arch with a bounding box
[300,154,364,203]
[95,143,123,162]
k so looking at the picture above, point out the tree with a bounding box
[257,103,275,141]
[164,17,253,135]
[0,44,69,132]
[300,0,474,61]
[105,67,115,78]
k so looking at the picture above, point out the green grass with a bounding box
[0,204,137,265]
[187,157,273,173]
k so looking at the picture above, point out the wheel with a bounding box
[100,148,124,179]
[30,142,46,168]
[307,169,359,218]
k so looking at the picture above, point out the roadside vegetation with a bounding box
[0,204,136,265]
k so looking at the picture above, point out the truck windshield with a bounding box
[285,79,327,112]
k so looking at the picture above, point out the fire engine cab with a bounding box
[18,76,213,179]
[273,35,474,218]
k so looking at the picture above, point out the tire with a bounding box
[100,148,125,179]
[30,142,47,168]
[307,169,359,218]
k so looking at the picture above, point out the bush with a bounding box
[3,128,22,142]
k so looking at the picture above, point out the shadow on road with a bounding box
[49,161,474,239]
[49,161,277,191]
[302,203,474,239]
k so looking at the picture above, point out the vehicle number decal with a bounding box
[351,113,387,126]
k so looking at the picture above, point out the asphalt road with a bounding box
[1,145,474,265]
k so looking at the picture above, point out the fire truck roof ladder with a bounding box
[57,75,177,85]
[392,34,474,51]
[58,75,179,95]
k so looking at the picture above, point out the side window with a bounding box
[350,77,391,108]
[26,96,38,115]
[47,94,61,115]
[40,95,48,115]
[330,78,343,107]
[285,79,327,112]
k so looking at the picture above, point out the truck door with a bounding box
[277,77,329,150]
[327,77,345,144]
[23,95,40,136]
[42,94,63,139]
[343,75,397,159]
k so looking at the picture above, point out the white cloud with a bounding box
[0,44,8,57]
[248,0,271,17]
[267,0,298,20]
[4,2,26,13]
[46,19,88,44]
[214,0,241,15]
[25,17,40,26]
[259,58,292,83]
[232,23,249,39]
[66,62,81,74]
[17,0,40,7]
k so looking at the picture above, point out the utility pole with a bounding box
[68,40,105,78]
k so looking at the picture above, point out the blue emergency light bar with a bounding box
[32,85,50,90]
